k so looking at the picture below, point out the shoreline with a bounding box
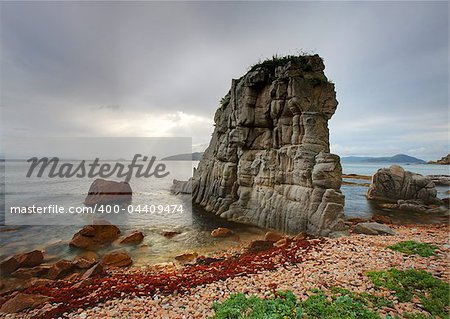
[1,223,448,318]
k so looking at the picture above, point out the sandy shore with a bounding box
[1,224,448,319]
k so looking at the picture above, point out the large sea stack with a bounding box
[192,55,346,236]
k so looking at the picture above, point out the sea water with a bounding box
[0,161,448,265]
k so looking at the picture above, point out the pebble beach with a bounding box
[3,223,448,319]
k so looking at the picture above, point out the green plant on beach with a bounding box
[211,289,387,319]
[212,291,301,319]
[387,241,439,257]
[367,268,449,318]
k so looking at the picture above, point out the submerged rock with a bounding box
[84,179,132,206]
[118,231,144,245]
[175,55,346,236]
[211,227,233,238]
[70,223,121,250]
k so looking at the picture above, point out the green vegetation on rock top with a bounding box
[248,54,319,73]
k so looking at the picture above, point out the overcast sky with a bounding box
[1,1,448,160]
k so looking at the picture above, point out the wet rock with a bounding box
[427,175,450,186]
[80,263,104,280]
[170,179,193,194]
[0,250,44,276]
[0,293,50,314]
[371,215,393,224]
[293,232,307,241]
[84,178,132,206]
[101,250,132,268]
[274,238,288,247]
[74,251,99,269]
[11,265,50,279]
[264,231,284,242]
[353,222,396,236]
[247,240,274,253]
[211,227,232,238]
[70,223,121,250]
[162,231,182,238]
[367,165,441,205]
[118,231,144,245]
[175,252,198,264]
[47,259,75,279]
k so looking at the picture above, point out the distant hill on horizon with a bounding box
[161,152,204,161]
[341,154,426,164]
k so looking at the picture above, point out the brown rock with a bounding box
[84,178,132,206]
[247,240,273,253]
[47,259,74,279]
[293,232,307,241]
[175,252,198,264]
[74,251,99,269]
[70,223,121,250]
[101,250,132,268]
[162,231,182,238]
[211,227,232,238]
[372,215,393,224]
[0,250,44,276]
[28,278,54,288]
[64,273,81,282]
[0,293,50,314]
[274,238,288,247]
[81,263,105,280]
[71,278,93,289]
[264,231,284,242]
[118,231,144,245]
[11,265,50,279]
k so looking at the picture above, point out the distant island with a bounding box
[341,154,426,164]
[428,153,450,165]
[161,152,204,161]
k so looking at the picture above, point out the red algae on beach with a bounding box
[3,238,321,319]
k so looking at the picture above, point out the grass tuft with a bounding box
[388,241,438,257]
[367,268,449,318]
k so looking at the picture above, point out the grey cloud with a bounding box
[0,1,448,160]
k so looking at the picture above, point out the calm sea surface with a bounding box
[0,161,448,266]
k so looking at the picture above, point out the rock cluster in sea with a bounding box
[366,165,441,205]
[188,55,346,236]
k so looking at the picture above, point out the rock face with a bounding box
[367,165,440,205]
[84,179,132,206]
[188,55,345,236]
[170,179,193,194]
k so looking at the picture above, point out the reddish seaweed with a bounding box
[1,238,322,318]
